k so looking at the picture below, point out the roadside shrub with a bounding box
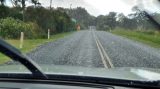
[135,29,160,36]
[0,17,40,39]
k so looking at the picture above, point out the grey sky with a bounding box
[6,0,160,16]
[38,0,134,16]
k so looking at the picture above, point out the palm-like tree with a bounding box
[11,0,19,7]
[0,0,5,5]
[31,0,41,7]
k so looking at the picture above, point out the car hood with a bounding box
[42,65,160,81]
[1,64,160,81]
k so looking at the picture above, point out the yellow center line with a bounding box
[91,30,114,69]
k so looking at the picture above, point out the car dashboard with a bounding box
[0,81,140,89]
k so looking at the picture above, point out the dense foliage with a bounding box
[0,0,76,39]
[0,17,40,39]
[66,7,96,29]
[25,6,75,34]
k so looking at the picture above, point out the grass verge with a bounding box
[0,32,73,64]
[111,29,160,48]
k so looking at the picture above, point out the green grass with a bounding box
[0,32,73,64]
[111,29,160,48]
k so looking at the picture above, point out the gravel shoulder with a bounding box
[96,31,160,68]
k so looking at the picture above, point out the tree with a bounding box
[105,12,117,30]
[0,0,5,5]
[117,13,125,23]
[11,0,19,7]
[31,0,41,7]
[95,12,117,30]
[96,15,106,30]
[66,7,96,29]
[0,5,9,19]
[131,6,151,30]
[25,6,75,34]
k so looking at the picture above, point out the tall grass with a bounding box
[0,32,73,64]
[111,29,160,48]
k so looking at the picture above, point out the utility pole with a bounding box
[50,0,52,10]
[68,4,72,15]
[70,4,72,9]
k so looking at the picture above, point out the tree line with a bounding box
[1,0,160,39]
[66,6,160,31]
[0,0,76,39]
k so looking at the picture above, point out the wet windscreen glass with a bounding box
[1,0,160,81]
[0,53,30,73]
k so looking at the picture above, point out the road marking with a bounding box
[95,37,109,69]
[91,30,114,69]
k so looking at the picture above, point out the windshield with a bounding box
[0,0,160,81]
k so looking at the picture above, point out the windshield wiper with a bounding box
[144,11,160,29]
[0,38,48,79]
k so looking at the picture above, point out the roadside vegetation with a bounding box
[7,32,72,53]
[111,29,160,48]
[0,32,72,64]
[0,0,77,64]
[0,0,76,39]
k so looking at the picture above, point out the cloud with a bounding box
[7,0,160,16]
[85,0,134,16]
[38,0,134,16]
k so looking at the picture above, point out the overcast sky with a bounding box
[6,0,160,16]
[38,0,134,16]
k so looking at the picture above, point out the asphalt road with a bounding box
[27,30,160,68]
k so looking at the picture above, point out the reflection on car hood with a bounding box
[0,64,160,81]
[41,65,160,81]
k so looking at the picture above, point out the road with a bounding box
[27,30,160,68]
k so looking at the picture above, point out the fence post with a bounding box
[48,29,50,39]
[20,32,24,49]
